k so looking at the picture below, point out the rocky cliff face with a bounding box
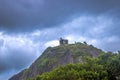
[9,43,103,80]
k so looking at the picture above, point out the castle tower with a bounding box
[59,38,68,45]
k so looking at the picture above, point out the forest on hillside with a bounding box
[28,51,120,80]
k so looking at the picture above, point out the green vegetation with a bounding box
[33,43,103,69]
[10,43,120,80]
[34,51,120,80]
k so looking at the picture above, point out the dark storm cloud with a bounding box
[0,0,120,79]
[0,0,120,32]
[0,49,35,73]
[0,34,40,75]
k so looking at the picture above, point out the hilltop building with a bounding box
[59,38,68,45]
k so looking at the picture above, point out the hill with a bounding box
[9,42,103,80]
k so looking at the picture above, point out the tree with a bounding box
[36,61,108,80]
[99,52,120,80]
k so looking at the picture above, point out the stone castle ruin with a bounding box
[59,38,68,45]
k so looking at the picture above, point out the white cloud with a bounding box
[65,35,87,43]
[62,15,114,37]
[0,15,120,80]
[0,32,42,80]
[107,36,119,43]
[44,40,59,47]
[58,15,119,51]
[31,30,41,37]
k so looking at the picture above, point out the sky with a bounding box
[0,0,120,80]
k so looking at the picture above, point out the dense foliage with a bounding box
[32,51,120,80]
[10,43,104,80]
